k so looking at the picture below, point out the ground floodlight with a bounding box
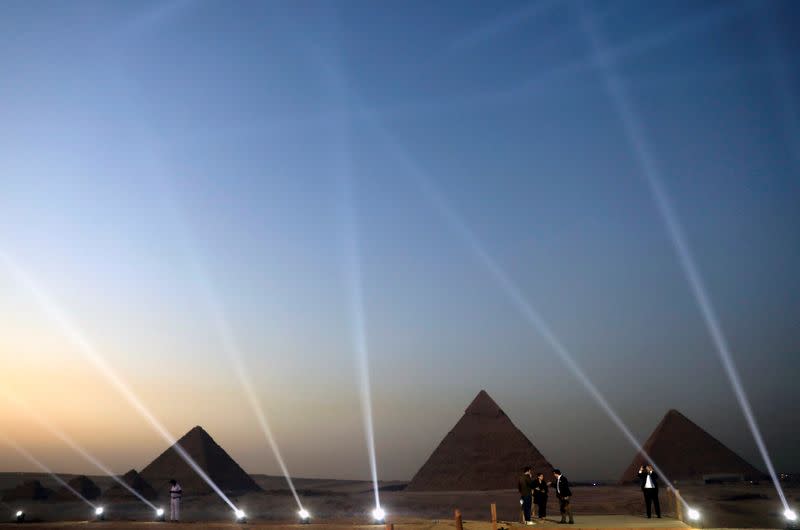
[95,506,105,521]
[687,508,700,521]
[156,507,165,521]
[235,509,247,523]
[372,506,386,523]
[15,510,25,523]
[299,508,311,523]
[785,509,798,522]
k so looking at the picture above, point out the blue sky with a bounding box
[1,0,799,481]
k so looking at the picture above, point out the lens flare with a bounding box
[576,4,790,511]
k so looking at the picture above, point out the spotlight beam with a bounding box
[0,390,157,511]
[576,4,789,511]
[354,107,691,509]
[0,435,96,509]
[0,252,239,512]
[198,282,305,511]
[335,133,382,511]
[153,184,306,511]
[310,41,383,511]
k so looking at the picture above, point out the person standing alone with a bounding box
[169,479,183,522]
[552,469,574,524]
[638,464,661,518]
[518,466,535,525]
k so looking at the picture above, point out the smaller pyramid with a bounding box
[407,390,553,491]
[140,426,261,495]
[2,480,53,501]
[55,475,101,501]
[104,469,158,500]
[621,409,765,483]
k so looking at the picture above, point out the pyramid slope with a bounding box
[407,390,553,491]
[2,480,53,501]
[140,426,261,495]
[621,409,764,483]
[55,475,101,500]
[104,469,158,500]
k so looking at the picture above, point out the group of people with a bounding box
[517,464,662,524]
[517,467,573,525]
[165,465,661,525]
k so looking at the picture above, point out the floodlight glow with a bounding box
[687,508,700,521]
[156,508,165,521]
[235,509,247,522]
[372,507,386,522]
[299,509,311,520]
[785,509,797,522]
[15,510,24,523]
[95,507,104,515]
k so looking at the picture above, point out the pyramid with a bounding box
[620,409,764,483]
[55,475,101,501]
[407,390,553,491]
[2,480,53,501]
[140,426,261,495]
[104,469,158,500]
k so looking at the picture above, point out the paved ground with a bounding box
[0,516,691,529]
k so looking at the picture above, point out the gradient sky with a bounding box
[1,0,799,482]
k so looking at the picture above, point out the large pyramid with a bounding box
[407,390,553,491]
[140,426,261,495]
[104,469,158,500]
[620,409,764,483]
[55,475,101,501]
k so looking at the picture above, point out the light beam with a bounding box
[335,144,382,512]
[0,435,96,509]
[576,3,790,511]
[191,271,305,512]
[355,105,692,510]
[0,252,242,514]
[0,390,157,511]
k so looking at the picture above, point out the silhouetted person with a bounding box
[638,464,661,518]
[169,479,182,522]
[553,469,574,524]
[533,472,549,519]
[518,466,535,525]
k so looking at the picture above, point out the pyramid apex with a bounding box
[465,390,503,417]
